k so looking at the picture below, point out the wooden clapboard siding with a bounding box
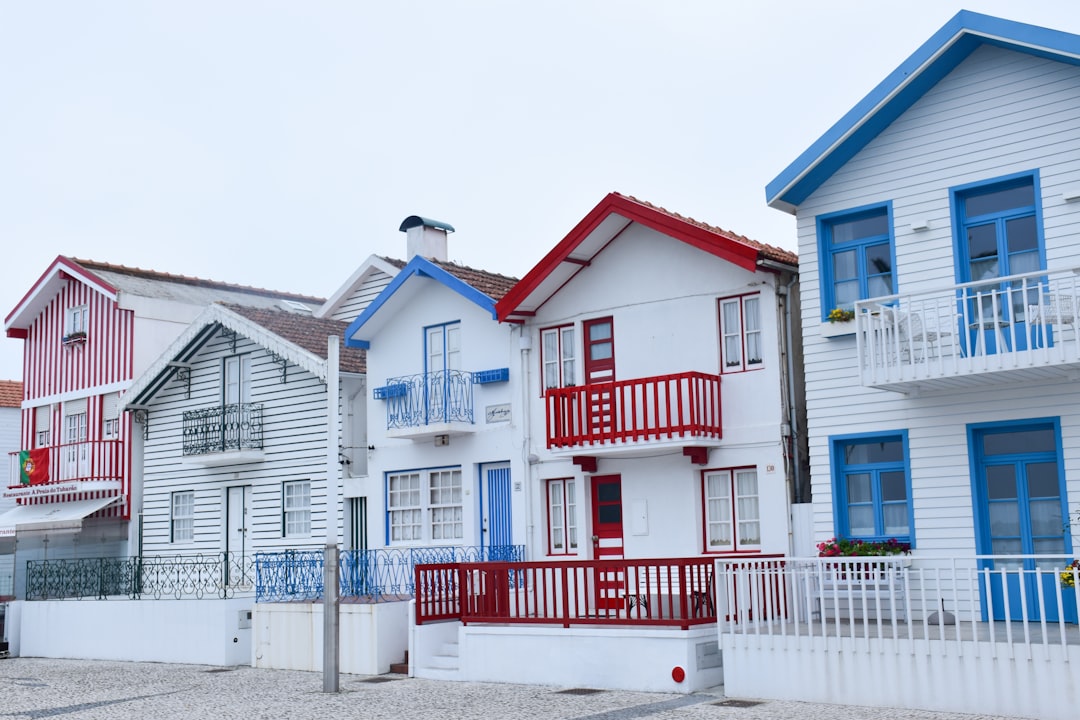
[140,329,334,556]
[326,267,395,322]
[796,45,1080,547]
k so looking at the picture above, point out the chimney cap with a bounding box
[399,216,455,233]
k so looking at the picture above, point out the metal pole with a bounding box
[323,336,341,692]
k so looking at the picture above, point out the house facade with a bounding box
[498,193,803,565]
[0,257,322,599]
[344,222,523,564]
[718,12,1080,720]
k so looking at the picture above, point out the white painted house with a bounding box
[344,220,523,563]
[394,193,800,693]
[719,11,1080,720]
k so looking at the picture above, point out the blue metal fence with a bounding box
[380,370,474,428]
[255,545,525,602]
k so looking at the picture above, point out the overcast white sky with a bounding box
[3,1,1079,382]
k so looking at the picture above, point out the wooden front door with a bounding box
[591,475,624,613]
[583,318,615,440]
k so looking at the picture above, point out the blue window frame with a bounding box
[830,431,913,543]
[817,203,894,319]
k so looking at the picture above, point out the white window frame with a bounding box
[171,491,194,543]
[546,478,578,555]
[702,467,761,552]
[65,304,88,336]
[283,480,312,537]
[224,354,252,406]
[386,467,462,545]
[719,294,763,373]
[102,392,121,440]
[35,406,51,448]
[540,325,576,390]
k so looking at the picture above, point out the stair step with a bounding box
[388,650,409,675]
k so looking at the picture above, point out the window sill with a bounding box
[820,321,856,339]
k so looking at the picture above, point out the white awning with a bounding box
[0,496,121,538]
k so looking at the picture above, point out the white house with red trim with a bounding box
[0,257,322,601]
[717,12,1080,720]
[396,193,801,693]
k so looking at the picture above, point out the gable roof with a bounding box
[0,380,22,408]
[314,255,405,319]
[5,256,325,335]
[496,192,797,322]
[122,303,364,408]
[344,255,519,349]
[766,11,1080,212]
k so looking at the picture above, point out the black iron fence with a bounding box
[182,403,263,455]
[24,552,254,600]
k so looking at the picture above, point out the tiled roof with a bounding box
[379,255,518,300]
[614,193,798,267]
[0,380,22,407]
[222,304,366,374]
[73,258,326,305]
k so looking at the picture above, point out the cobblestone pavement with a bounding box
[0,658,1028,720]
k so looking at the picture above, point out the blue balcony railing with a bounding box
[255,545,525,602]
[376,370,475,429]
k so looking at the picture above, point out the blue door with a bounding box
[971,421,1075,623]
[481,463,513,559]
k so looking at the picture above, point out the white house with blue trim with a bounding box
[718,11,1080,720]
[344,229,524,567]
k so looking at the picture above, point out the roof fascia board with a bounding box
[122,305,328,408]
[314,254,401,319]
[5,256,119,330]
[496,193,760,320]
[766,10,1080,211]
[344,256,496,349]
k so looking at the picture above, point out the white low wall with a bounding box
[16,598,253,666]
[414,622,722,693]
[722,634,1080,720]
[253,600,409,676]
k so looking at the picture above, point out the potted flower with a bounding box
[818,537,911,579]
[827,308,856,323]
[1061,559,1079,588]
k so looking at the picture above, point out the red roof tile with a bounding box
[0,380,22,407]
[222,305,366,374]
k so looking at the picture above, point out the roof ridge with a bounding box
[71,257,327,303]
[428,257,520,282]
[613,192,798,265]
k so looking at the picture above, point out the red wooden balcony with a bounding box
[6,440,126,493]
[544,371,722,449]
[415,556,720,630]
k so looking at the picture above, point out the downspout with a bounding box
[518,326,534,558]
[780,272,804,504]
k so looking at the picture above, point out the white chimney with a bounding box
[399,216,454,261]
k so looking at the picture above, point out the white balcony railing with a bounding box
[855,267,1080,390]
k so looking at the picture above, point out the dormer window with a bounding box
[64,305,88,342]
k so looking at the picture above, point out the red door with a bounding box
[591,475,624,613]
[583,318,615,440]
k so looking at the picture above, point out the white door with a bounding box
[226,486,251,586]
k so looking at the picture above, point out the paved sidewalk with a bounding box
[0,658,1028,720]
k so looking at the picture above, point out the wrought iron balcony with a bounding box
[545,371,723,451]
[375,370,475,438]
[182,403,263,456]
[853,266,1080,392]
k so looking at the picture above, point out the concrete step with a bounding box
[428,641,460,670]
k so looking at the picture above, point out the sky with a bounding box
[2,0,1080,382]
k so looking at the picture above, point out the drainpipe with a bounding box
[779,273,804,504]
[518,327,534,559]
[323,336,340,693]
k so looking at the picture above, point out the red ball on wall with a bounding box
[671,666,686,683]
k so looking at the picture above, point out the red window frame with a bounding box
[545,478,578,556]
[718,293,763,373]
[700,465,761,554]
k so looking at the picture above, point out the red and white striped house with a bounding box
[1,256,323,582]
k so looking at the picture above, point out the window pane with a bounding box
[844,439,903,464]
[964,183,1034,218]
[831,212,888,243]
[598,505,621,524]
[882,504,909,536]
[984,428,1055,455]
[834,280,859,308]
[847,473,871,503]
[880,471,907,502]
[1029,499,1062,537]
[988,502,1020,536]
[597,483,620,502]
[588,322,612,342]
[833,250,858,280]
[1005,215,1038,254]
[986,465,1017,499]
[967,224,999,262]
[864,243,892,277]
[1026,462,1059,498]
[848,506,874,536]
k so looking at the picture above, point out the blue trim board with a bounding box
[345,256,497,349]
[766,11,1080,211]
